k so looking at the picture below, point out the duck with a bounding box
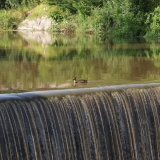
[73,77,88,86]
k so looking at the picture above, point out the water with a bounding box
[1,30,160,159]
[0,31,160,93]
[0,86,160,159]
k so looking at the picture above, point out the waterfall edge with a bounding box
[0,83,160,101]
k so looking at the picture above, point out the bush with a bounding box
[0,10,24,30]
[0,0,42,9]
[79,0,145,38]
[145,6,160,38]
[50,11,64,22]
[104,0,145,38]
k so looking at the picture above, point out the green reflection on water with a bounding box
[0,31,160,93]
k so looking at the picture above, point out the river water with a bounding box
[0,31,160,93]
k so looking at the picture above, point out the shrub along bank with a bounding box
[0,0,159,39]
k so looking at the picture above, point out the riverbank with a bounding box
[0,3,84,35]
[0,2,160,38]
[0,4,59,31]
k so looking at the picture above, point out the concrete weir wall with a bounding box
[0,83,160,101]
[0,83,159,101]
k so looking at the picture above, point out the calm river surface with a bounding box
[0,31,160,93]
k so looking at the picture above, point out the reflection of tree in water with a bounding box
[0,31,160,92]
[0,49,8,58]
[52,39,64,46]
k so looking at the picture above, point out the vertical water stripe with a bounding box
[0,103,12,160]
[112,92,133,159]
[43,99,60,159]
[66,96,90,160]
[23,100,43,160]
[63,97,78,160]
[150,88,160,159]
[32,99,51,160]
[0,106,10,160]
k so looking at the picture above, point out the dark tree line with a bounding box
[0,0,41,9]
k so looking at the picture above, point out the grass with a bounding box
[27,3,63,19]
[0,3,104,36]
[0,3,63,30]
[0,9,24,30]
[0,2,91,34]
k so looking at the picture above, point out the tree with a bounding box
[129,0,159,13]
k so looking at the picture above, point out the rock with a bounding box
[18,16,54,31]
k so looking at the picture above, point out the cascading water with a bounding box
[0,86,160,160]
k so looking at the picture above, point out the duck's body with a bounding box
[73,77,88,86]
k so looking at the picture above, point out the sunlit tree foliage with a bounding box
[0,0,159,37]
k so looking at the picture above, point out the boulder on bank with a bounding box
[18,16,53,31]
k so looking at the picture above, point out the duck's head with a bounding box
[73,77,76,81]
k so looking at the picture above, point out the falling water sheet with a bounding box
[0,83,160,159]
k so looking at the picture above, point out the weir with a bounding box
[0,84,160,160]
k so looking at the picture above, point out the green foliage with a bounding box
[0,10,23,30]
[129,0,159,14]
[145,6,160,38]
[48,0,77,14]
[48,0,103,16]
[0,0,160,38]
[50,11,64,22]
[72,1,92,16]
[75,0,144,37]
[127,0,159,38]
[0,0,43,9]
[105,0,146,37]
[46,0,160,38]
[26,4,53,19]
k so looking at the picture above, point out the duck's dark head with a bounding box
[73,77,76,81]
